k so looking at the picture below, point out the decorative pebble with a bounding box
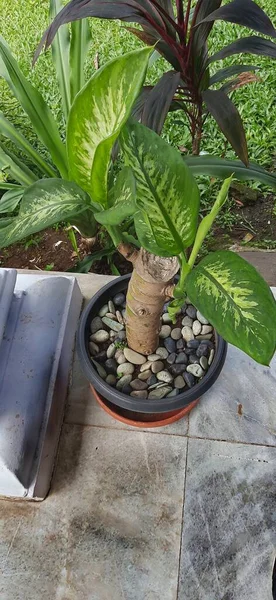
[130,379,148,391]
[106,374,116,386]
[196,334,213,340]
[90,317,103,334]
[167,352,176,365]
[189,354,200,365]
[148,354,161,362]
[102,317,124,332]
[113,293,125,306]
[116,374,132,389]
[196,310,209,325]
[187,340,200,350]
[95,351,106,363]
[108,300,116,314]
[170,364,186,376]
[117,362,134,376]
[164,338,176,354]
[183,372,195,388]
[89,341,99,355]
[182,316,193,328]
[159,325,172,338]
[99,304,109,317]
[167,388,179,397]
[196,343,208,358]
[201,325,213,335]
[200,356,208,370]
[176,339,184,351]
[171,328,182,340]
[174,375,186,389]
[131,390,148,398]
[175,352,188,364]
[182,326,194,342]
[91,329,109,343]
[116,352,127,365]
[124,348,146,365]
[116,310,124,324]
[138,370,152,381]
[208,349,215,365]
[105,358,117,375]
[147,374,157,386]
[105,312,117,320]
[92,360,107,379]
[186,306,197,319]
[151,360,164,374]
[148,386,172,399]
[110,331,116,339]
[186,364,204,378]
[162,313,172,324]
[156,347,169,360]
[192,320,202,336]
[122,383,132,395]
[116,330,126,341]
[140,361,152,372]
[157,370,173,383]
[107,343,116,358]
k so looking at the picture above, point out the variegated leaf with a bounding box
[185,250,276,365]
[67,47,152,206]
[0,178,96,248]
[95,167,136,226]
[121,121,200,256]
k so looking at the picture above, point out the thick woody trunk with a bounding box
[118,245,178,355]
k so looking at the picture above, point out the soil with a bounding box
[1,191,275,274]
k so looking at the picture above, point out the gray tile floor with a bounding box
[0,276,275,600]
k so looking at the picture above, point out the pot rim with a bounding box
[77,274,227,414]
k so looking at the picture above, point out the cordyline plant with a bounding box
[37,0,276,165]
[1,48,275,365]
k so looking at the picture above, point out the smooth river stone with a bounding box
[138,370,152,381]
[156,347,169,360]
[170,364,186,376]
[186,364,204,378]
[130,379,148,391]
[140,361,152,372]
[117,362,135,377]
[157,370,173,383]
[89,341,99,356]
[186,305,197,319]
[113,292,125,306]
[106,342,116,358]
[124,348,146,365]
[182,316,193,328]
[91,329,109,343]
[108,300,116,314]
[106,374,116,386]
[105,312,118,320]
[159,325,172,339]
[116,374,132,389]
[200,356,208,370]
[182,326,194,342]
[151,360,164,374]
[130,390,148,399]
[196,310,209,325]
[90,316,103,334]
[171,328,182,340]
[163,338,176,354]
[192,320,202,336]
[148,354,161,362]
[174,375,186,389]
[162,313,172,324]
[208,348,215,365]
[99,304,109,317]
[175,352,188,364]
[102,317,124,332]
[92,360,107,380]
[201,325,213,335]
[148,386,172,399]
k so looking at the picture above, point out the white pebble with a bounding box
[201,325,213,335]
[148,354,161,362]
[91,330,109,343]
[192,320,202,336]
[117,362,134,376]
[182,326,194,342]
[156,370,173,383]
[182,316,193,328]
[208,349,215,366]
[162,313,172,323]
[124,348,146,365]
[140,361,152,372]
[156,347,169,360]
[171,328,182,340]
[159,325,172,338]
[108,300,116,314]
[116,374,132,389]
[200,356,208,370]
[99,304,109,317]
[106,343,116,358]
[186,364,204,378]
[196,310,209,325]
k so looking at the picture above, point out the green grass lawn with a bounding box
[0,0,275,169]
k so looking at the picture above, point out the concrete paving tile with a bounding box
[65,353,189,436]
[0,425,187,600]
[188,343,276,446]
[178,438,276,600]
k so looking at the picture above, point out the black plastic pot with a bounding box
[77,274,227,414]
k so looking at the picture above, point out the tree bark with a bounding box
[118,245,179,355]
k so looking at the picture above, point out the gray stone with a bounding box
[186,364,204,378]
[99,304,109,317]
[196,310,209,325]
[91,329,109,343]
[113,292,125,305]
[124,347,146,365]
[151,360,164,374]
[92,360,107,380]
[196,334,212,340]
[164,337,176,354]
[174,375,186,389]
[188,354,199,365]
[109,331,116,339]
[140,361,152,372]
[106,374,116,386]
[176,352,188,364]
[106,342,116,358]
[130,390,148,398]
[148,386,172,399]
[115,330,126,341]
[182,326,194,342]
[176,339,184,351]
[117,362,134,377]
[102,317,124,332]
[170,364,186,376]
[178,439,276,600]
[89,341,99,356]
[196,343,209,357]
[94,350,107,363]
[108,299,115,314]
[187,339,200,349]
[171,327,182,340]
[157,370,173,383]
[182,316,193,328]
[138,370,152,381]
[167,388,179,397]
[116,310,124,324]
[159,325,172,338]
[200,356,208,370]
[162,312,173,323]
[116,352,127,365]
[208,348,215,365]
[201,325,213,335]
[156,346,169,360]
[122,383,132,395]
[167,352,177,365]
[192,320,202,336]
[148,353,161,362]
[105,312,118,320]
[116,374,132,389]
[186,305,197,319]
[147,374,157,386]
[90,316,103,334]
[130,379,148,391]
[105,358,117,375]
[183,371,195,387]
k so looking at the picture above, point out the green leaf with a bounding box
[68,246,114,273]
[183,155,276,189]
[0,183,22,190]
[0,112,57,177]
[0,178,94,248]
[67,46,152,206]
[95,167,136,226]
[121,121,200,256]
[0,145,37,186]
[0,188,23,214]
[185,250,276,365]
[0,36,68,178]
[50,0,71,120]
[70,19,92,102]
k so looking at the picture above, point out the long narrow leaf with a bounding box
[184,155,276,189]
[0,112,56,177]
[141,71,180,134]
[0,183,22,190]
[201,0,276,39]
[50,0,71,120]
[70,19,92,102]
[202,89,248,165]
[0,145,37,186]
[0,37,68,178]
[208,36,276,64]
[0,188,24,214]
[209,64,259,85]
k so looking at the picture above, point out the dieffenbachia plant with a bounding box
[0,48,275,366]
